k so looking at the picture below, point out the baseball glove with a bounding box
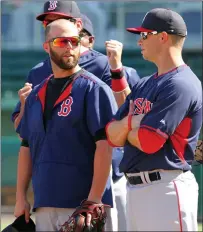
[194,140,203,164]
[59,200,110,232]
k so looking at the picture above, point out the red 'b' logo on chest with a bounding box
[58,96,73,117]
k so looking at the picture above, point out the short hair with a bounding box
[45,24,52,41]
[169,34,186,48]
[44,18,77,41]
[79,29,91,38]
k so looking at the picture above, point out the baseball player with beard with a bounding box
[12,1,140,230]
[14,18,117,231]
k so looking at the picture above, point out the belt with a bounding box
[125,171,161,185]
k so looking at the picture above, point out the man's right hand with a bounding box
[18,83,32,106]
[105,40,123,70]
[14,198,31,223]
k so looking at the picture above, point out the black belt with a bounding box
[125,172,161,185]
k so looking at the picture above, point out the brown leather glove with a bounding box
[194,140,203,164]
[59,200,110,232]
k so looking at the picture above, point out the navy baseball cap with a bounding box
[127,8,187,37]
[36,1,81,21]
[81,14,94,36]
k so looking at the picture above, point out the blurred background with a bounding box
[1,0,202,229]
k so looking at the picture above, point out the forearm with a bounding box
[14,105,25,130]
[106,116,129,147]
[113,87,131,107]
[127,128,143,151]
[88,140,112,202]
[127,113,145,150]
[16,146,32,200]
[111,67,131,107]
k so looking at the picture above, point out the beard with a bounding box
[50,47,80,70]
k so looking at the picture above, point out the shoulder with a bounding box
[78,69,109,87]
[165,67,201,92]
[124,66,139,76]
[30,57,51,72]
[77,70,112,95]
[80,49,108,66]
[27,57,52,85]
[123,66,141,89]
[87,49,108,60]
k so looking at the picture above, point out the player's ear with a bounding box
[89,36,95,49]
[76,19,83,32]
[160,32,168,43]
[43,42,49,54]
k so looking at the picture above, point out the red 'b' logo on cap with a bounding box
[48,0,58,11]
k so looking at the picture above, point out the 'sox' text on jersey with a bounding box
[58,96,73,117]
[134,98,153,114]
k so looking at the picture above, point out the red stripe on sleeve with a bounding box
[170,117,192,162]
[138,128,166,154]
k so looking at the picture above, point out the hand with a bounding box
[86,197,101,226]
[18,83,32,106]
[14,198,31,223]
[105,40,123,70]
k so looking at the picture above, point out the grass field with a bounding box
[1,214,202,231]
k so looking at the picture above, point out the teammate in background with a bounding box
[106,8,202,231]
[80,14,129,230]
[14,19,117,231]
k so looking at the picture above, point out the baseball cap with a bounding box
[36,1,81,21]
[127,8,187,36]
[81,14,94,36]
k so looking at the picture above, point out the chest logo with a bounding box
[58,96,73,117]
[48,1,58,11]
[134,98,153,114]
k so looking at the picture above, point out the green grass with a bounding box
[199,223,202,231]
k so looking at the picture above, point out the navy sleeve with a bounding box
[124,66,140,90]
[100,61,111,87]
[86,84,118,138]
[16,97,30,141]
[140,79,200,137]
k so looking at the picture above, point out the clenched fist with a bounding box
[18,83,32,106]
[105,40,123,70]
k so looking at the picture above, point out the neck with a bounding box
[80,45,90,54]
[52,63,81,78]
[155,47,185,76]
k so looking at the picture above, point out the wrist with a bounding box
[87,195,102,204]
[16,193,27,201]
[110,63,123,71]
[110,66,124,80]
